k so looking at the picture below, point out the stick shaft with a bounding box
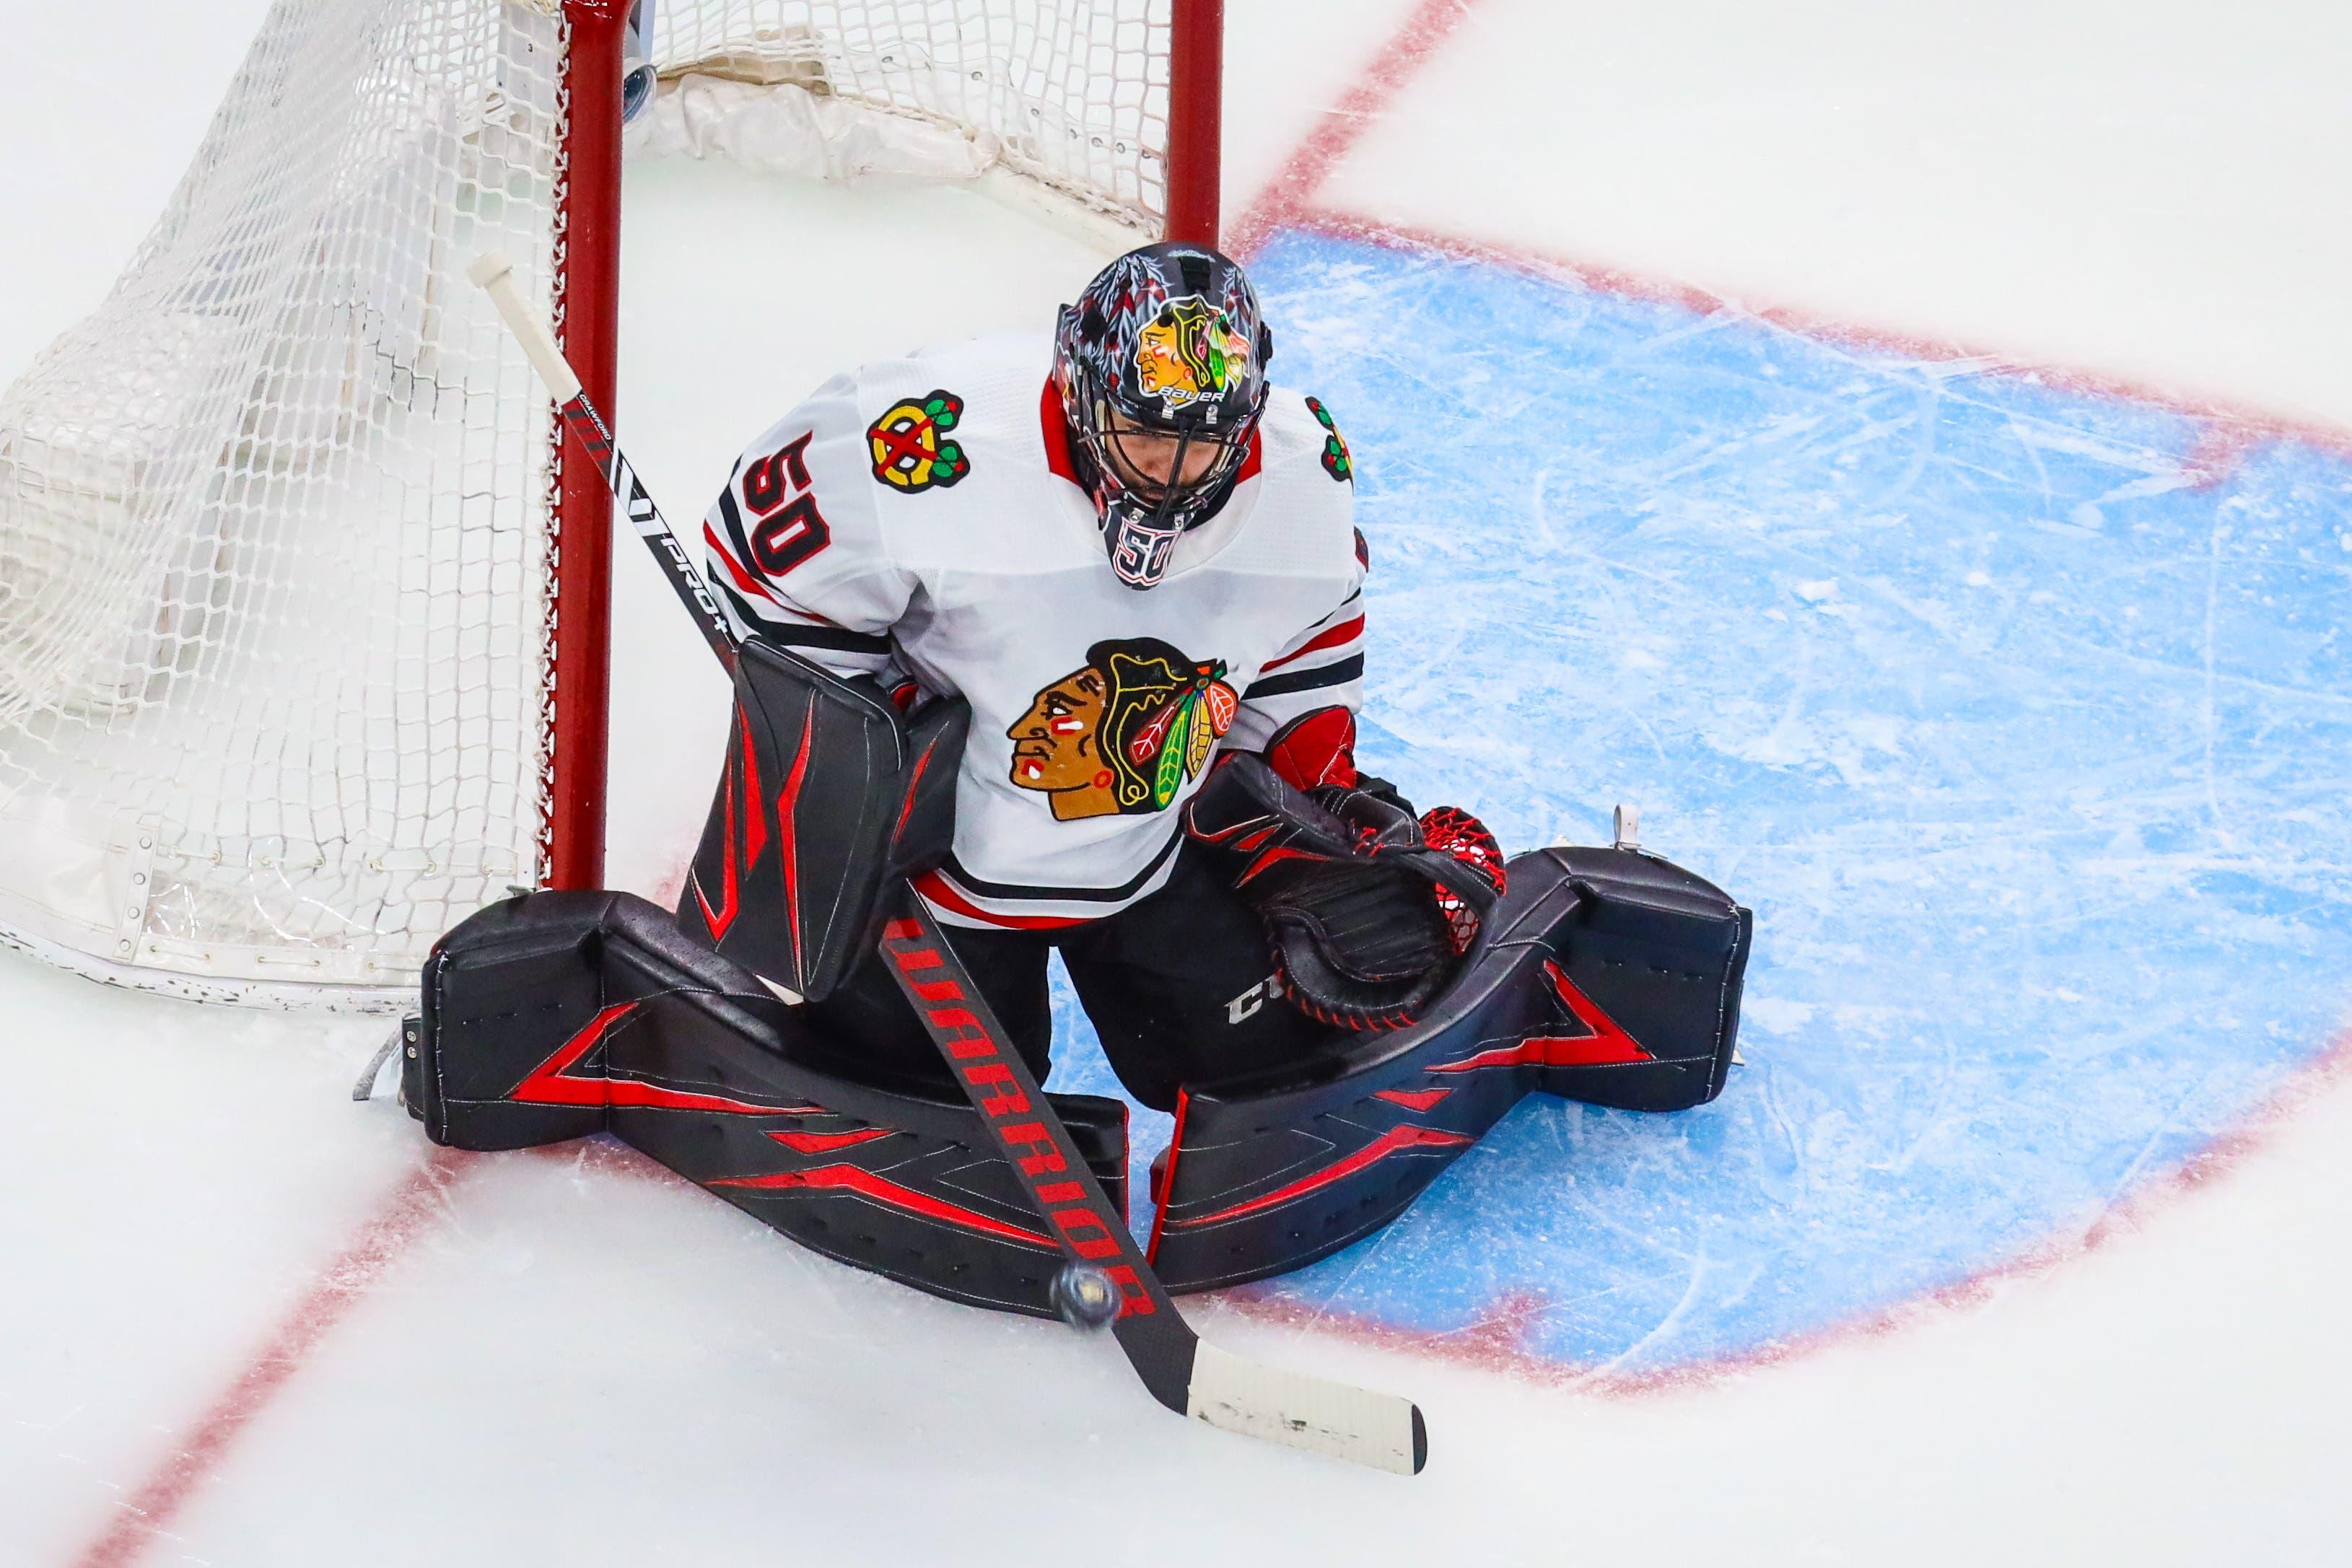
[881,896,1199,1413]
[884,895,1426,1472]
[470,250,740,673]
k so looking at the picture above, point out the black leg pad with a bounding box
[408,888,1128,1318]
[1148,847,1749,1291]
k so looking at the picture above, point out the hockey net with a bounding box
[0,0,1193,1007]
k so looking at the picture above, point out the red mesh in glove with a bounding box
[1420,806,1506,953]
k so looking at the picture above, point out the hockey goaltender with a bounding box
[402,242,1753,1315]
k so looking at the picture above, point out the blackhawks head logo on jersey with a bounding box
[1008,637,1238,820]
[1134,296,1254,412]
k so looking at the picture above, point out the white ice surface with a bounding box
[6,3,2351,1564]
[4,932,2346,1565]
[1332,0,2352,431]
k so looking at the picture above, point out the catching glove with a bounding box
[1186,747,1503,1031]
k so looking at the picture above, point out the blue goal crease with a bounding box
[1040,226,2352,1375]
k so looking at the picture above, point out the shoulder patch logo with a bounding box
[1007,637,1238,820]
[1304,395,1352,483]
[868,390,971,492]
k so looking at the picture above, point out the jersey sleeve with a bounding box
[1228,577,1367,752]
[700,371,916,682]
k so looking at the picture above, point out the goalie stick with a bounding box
[467,255,743,676]
[469,252,1429,1474]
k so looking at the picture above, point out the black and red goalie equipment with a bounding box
[1184,717,1508,1033]
[1146,844,1751,1290]
[676,638,966,1004]
[410,887,1132,1316]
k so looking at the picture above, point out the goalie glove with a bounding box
[1248,706,1506,957]
[1184,750,1505,1031]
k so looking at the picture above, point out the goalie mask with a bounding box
[1053,242,1272,590]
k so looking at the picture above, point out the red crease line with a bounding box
[1225,0,1494,260]
[1214,1021,2352,1396]
[68,1147,479,1568]
[1287,203,2352,464]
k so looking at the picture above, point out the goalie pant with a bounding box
[800,834,1337,1115]
[404,848,1749,1307]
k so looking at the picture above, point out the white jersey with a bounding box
[701,333,1365,930]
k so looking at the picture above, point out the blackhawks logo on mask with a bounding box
[867,389,971,491]
[1134,296,1253,411]
[1007,637,1238,820]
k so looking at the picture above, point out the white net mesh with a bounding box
[647,1,1171,222]
[0,0,1172,1005]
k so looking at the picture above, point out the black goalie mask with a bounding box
[1052,242,1273,590]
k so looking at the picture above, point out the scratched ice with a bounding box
[1044,229,2352,1375]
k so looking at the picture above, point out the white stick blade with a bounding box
[1185,1341,1426,1476]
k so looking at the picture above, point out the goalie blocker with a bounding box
[675,637,968,1005]
[404,644,1752,1302]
